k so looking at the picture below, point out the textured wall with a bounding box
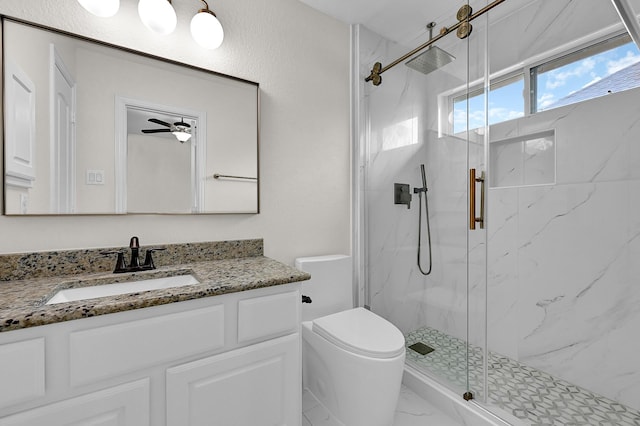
[0,0,351,265]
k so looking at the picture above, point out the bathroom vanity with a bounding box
[0,239,309,425]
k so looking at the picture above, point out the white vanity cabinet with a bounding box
[0,379,150,426]
[0,283,301,426]
[167,289,301,426]
[167,334,299,425]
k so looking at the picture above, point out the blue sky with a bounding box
[453,41,640,133]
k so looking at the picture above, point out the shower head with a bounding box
[405,22,455,75]
[406,46,455,75]
[420,164,428,190]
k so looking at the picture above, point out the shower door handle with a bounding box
[469,168,485,230]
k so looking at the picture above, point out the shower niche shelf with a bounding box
[489,130,556,188]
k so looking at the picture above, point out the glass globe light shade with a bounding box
[138,0,177,35]
[172,130,192,143]
[78,0,120,17]
[190,10,224,50]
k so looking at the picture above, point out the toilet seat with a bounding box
[311,307,405,359]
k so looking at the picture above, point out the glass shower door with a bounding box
[357,0,490,401]
[480,0,640,424]
[464,1,490,403]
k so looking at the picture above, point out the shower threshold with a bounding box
[405,327,640,426]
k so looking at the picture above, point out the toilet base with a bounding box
[302,320,405,426]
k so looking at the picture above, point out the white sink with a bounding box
[46,274,200,305]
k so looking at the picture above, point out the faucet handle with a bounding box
[143,248,166,269]
[100,250,127,273]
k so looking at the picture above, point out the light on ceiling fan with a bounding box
[172,130,192,143]
[191,1,224,49]
[138,0,177,35]
[77,0,120,17]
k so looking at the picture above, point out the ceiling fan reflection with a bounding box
[141,118,192,143]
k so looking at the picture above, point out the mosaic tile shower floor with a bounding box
[405,327,640,426]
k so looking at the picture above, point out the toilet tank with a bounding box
[294,255,353,322]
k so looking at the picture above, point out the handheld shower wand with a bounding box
[414,164,433,275]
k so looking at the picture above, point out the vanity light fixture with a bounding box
[78,0,224,49]
[190,0,224,50]
[77,0,120,17]
[138,0,178,35]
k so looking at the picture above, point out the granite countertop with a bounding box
[0,256,310,333]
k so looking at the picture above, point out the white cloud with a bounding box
[606,50,640,75]
[453,108,485,132]
[488,107,524,123]
[545,57,596,90]
[537,93,556,110]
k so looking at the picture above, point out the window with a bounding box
[452,74,524,134]
[446,32,640,135]
[531,33,640,112]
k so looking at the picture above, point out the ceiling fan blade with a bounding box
[141,128,172,133]
[174,121,191,128]
[148,118,171,127]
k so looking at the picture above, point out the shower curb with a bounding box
[402,365,521,426]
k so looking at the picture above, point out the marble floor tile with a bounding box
[405,326,640,426]
[302,385,462,426]
[393,385,464,426]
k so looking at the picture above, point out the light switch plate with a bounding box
[86,170,105,185]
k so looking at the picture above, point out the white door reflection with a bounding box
[116,99,206,214]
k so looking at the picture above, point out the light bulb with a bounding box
[78,0,120,17]
[191,9,224,50]
[138,0,177,35]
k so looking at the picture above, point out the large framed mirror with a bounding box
[2,17,259,215]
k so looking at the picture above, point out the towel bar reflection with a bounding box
[213,174,257,181]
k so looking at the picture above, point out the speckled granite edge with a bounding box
[0,239,263,282]
[0,256,310,333]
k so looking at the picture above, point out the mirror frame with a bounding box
[1,15,260,215]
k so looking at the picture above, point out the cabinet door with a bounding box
[0,338,45,411]
[167,333,300,426]
[0,379,149,426]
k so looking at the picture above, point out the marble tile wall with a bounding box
[489,131,556,188]
[487,86,640,411]
[483,0,640,412]
[359,21,473,344]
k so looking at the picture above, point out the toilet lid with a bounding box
[312,307,405,359]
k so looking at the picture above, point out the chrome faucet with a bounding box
[102,236,166,273]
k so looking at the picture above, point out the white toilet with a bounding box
[295,255,406,426]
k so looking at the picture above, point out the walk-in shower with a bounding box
[357,0,640,424]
